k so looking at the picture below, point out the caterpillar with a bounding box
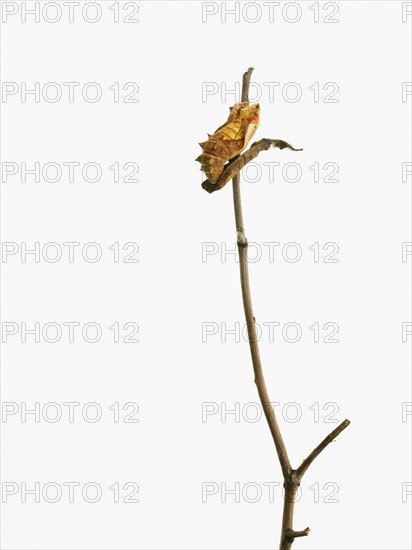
[196,102,260,184]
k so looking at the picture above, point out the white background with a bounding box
[1,1,411,549]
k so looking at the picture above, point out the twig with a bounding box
[202,139,302,193]
[285,528,310,540]
[241,66,254,100]
[232,164,292,478]
[295,419,350,481]
[225,67,350,549]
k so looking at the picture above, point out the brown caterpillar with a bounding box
[196,102,260,184]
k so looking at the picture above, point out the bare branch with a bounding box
[232,68,292,480]
[295,419,351,481]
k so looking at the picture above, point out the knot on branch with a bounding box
[236,228,248,248]
[284,528,310,542]
[284,470,301,489]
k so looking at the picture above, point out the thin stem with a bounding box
[295,419,350,481]
[232,68,292,480]
[280,480,300,550]
[242,67,254,101]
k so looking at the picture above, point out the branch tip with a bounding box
[296,419,351,481]
[242,68,254,102]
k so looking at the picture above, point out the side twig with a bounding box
[202,139,302,193]
[227,66,350,550]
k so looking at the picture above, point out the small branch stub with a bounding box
[285,528,310,541]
